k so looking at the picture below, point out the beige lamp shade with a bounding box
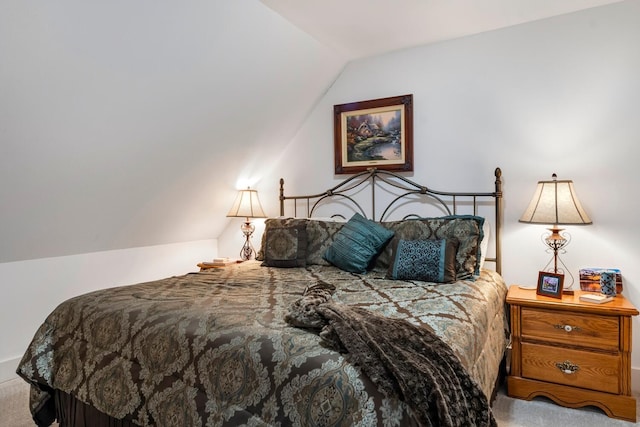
[226,188,267,219]
[519,174,591,226]
[520,173,592,278]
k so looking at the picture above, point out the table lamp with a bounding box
[227,187,267,260]
[519,173,592,286]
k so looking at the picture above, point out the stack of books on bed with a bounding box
[202,258,237,267]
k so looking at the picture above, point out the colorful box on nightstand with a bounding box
[579,268,623,293]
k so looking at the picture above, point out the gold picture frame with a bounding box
[333,94,413,174]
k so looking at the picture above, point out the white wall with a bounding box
[229,0,640,379]
[0,0,344,263]
[0,239,216,382]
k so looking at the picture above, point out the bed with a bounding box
[17,168,508,427]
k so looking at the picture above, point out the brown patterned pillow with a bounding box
[377,216,484,280]
[256,218,308,262]
[305,219,346,265]
[261,224,307,268]
[257,218,348,267]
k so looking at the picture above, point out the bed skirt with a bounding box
[54,390,136,427]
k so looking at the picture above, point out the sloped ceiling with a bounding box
[0,0,343,262]
[0,0,624,262]
[261,0,624,59]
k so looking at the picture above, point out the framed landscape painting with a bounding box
[334,94,413,174]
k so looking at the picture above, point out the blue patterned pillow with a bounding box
[377,215,484,280]
[323,213,395,273]
[387,238,459,283]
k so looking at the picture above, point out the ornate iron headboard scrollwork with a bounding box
[279,168,503,274]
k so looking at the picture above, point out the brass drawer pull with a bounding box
[554,323,581,333]
[556,360,580,374]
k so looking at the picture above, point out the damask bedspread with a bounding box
[17,261,508,426]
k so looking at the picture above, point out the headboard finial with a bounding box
[279,178,285,215]
[494,168,503,198]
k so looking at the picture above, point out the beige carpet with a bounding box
[491,384,639,426]
[0,377,637,426]
[1,378,37,427]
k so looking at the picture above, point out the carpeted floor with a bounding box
[491,383,639,426]
[0,377,637,426]
[0,377,45,427]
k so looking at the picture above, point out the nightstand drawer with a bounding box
[521,342,620,394]
[521,307,619,351]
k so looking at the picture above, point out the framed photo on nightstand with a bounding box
[536,271,564,298]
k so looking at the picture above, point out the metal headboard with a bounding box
[279,168,503,274]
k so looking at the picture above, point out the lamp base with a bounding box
[239,220,256,261]
[543,227,568,274]
[542,227,575,290]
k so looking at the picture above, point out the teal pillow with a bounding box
[387,238,459,283]
[323,213,394,273]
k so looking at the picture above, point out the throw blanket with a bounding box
[286,283,497,427]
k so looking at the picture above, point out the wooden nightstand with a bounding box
[198,262,224,271]
[198,260,241,270]
[507,286,638,422]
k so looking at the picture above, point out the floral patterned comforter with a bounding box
[17,261,508,426]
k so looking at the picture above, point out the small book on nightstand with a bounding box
[579,293,614,304]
